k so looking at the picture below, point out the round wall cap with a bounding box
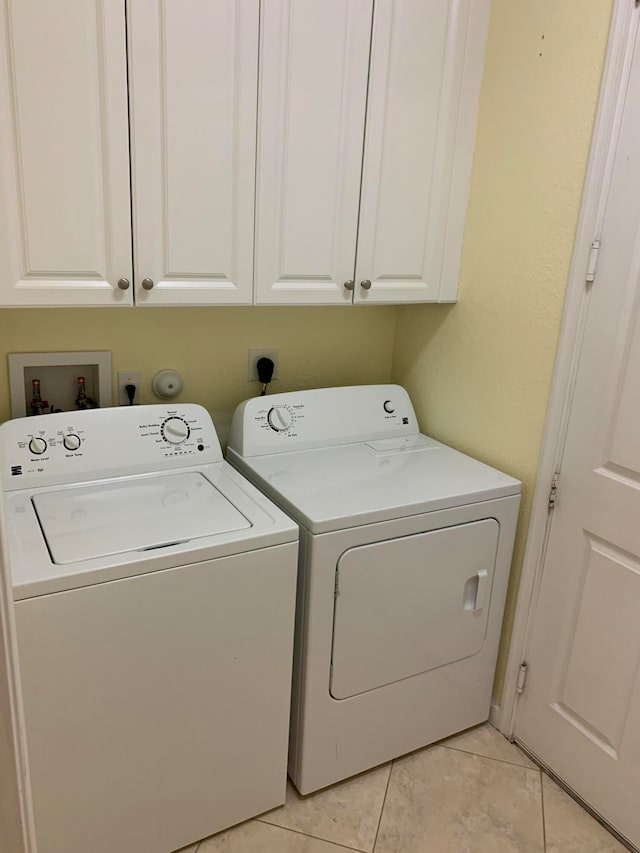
[152,369,184,399]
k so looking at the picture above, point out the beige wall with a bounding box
[0,307,397,441]
[392,0,612,698]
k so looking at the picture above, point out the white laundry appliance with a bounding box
[0,404,298,853]
[227,385,521,795]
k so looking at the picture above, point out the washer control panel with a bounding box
[161,416,191,444]
[228,385,419,457]
[1,404,221,490]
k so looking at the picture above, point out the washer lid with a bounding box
[32,472,251,564]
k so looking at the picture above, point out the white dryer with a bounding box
[228,385,521,795]
[0,404,298,853]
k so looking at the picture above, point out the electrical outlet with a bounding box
[117,370,141,406]
[248,349,279,381]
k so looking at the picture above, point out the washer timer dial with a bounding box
[267,406,293,432]
[161,416,190,445]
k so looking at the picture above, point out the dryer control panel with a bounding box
[1,404,222,490]
[228,385,419,457]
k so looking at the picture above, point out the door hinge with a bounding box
[548,471,560,511]
[586,239,601,283]
[516,662,528,695]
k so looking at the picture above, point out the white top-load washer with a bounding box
[228,385,521,795]
[0,405,298,853]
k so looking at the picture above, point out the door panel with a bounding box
[0,0,132,306]
[128,0,258,305]
[608,304,640,472]
[558,538,640,755]
[354,0,489,304]
[331,520,498,699]
[514,20,640,848]
[254,0,372,305]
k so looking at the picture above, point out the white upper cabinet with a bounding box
[0,0,489,309]
[256,0,489,306]
[0,0,133,307]
[128,0,259,306]
[254,0,373,305]
[354,0,490,304]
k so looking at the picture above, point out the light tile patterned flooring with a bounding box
[178,724,628,853]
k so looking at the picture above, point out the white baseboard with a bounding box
[488,700,502,730]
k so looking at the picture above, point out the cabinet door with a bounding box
[0,0,132,307]
[254,0,372,305]
[354,0,490,304]
[128,0,258,306]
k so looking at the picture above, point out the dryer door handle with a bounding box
[463,569,489,612]
[473,570,489,612]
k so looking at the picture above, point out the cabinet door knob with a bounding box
[141,278,154,291]
[117,277,130,290]
[343,279,355,291]
[360,279,372,290]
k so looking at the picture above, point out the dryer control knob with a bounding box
[267,406,292,432]
[28,437,47,455]
[63,433,81,451]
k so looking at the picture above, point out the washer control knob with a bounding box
[162,417,190,444]
[28,437,47,455]
[63,433,81,451]
[267,406,292,432]
[383,400,395,414]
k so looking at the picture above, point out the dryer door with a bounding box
[330,519,499,699]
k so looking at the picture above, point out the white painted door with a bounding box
[0,0,133,307]
[128,0,258,306]
[354,0,489,304]
[514,23,640,848]
[254,0,372,305]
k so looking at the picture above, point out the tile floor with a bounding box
[178,724,628,853]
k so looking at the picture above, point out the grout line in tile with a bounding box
[540,769,548,853]
[371,760,394,853]
[253,818,369,853]
[438,742,539,772]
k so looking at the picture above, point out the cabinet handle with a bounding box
[141,278,154,291]
[117,277,130,291]
[343,279,355,291]
[360,279,372,290]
